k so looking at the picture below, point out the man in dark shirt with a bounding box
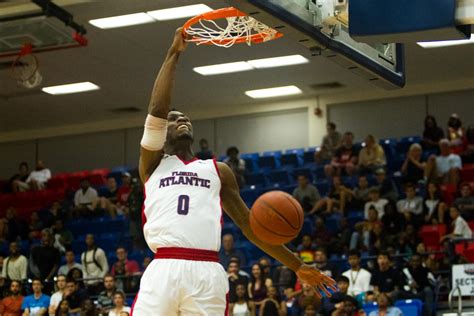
[227,259,249,303]
[320,276,354,316]
[29,229,60,293]
[375,169,399,202]
[370,252,401,297]
[219,234,246,268]
[325,131,358,178]
[195,138,215,160]
[454,183,474,220]
[315,248,339,279]
[97,274,116,314]
[64,278,89,314]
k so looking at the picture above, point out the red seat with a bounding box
[441,184,457,206]
[419,225,447,247]
[47,176,67,190]
[469,221,474,232]
[465,248,474,262]
[461,166,474,182]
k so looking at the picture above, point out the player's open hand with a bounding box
[170,27,188,53]
[296,264,337,298]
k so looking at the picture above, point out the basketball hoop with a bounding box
[182,7,283,47]
[11,44,43,89]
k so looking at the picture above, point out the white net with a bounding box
[185,15,280,47]
[11,54,43,89]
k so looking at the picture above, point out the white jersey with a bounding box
[143,155,222,252]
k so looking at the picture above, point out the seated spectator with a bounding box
[8,162,30,193]
[111,247,140,276]
[2,241,27,281]
[113,261,134,293]
[219,234,246,268]
[73,179,99,218]
[454,182,474,221]
[422,115,444,150]
[364,188,388,220]
[229,283,255,316]
[55,300,70,316]
[294,282,319,314]
[370,252,401,297]
[358,135,386,174]
[401,143,425,184]
[99,176,119,218]
[29,229,60,293]
[461,125,474,163]
[320,276,352,316]
[21,278,50,315]
[368,293,402,316]
[0,280,23,315]
[64,278,88,314]
[342,175,370,211]
[342,250,372,298]
[195,138,215,160]
[80,299,98,316]
[224,147,246,188]
[97,275,117,315]
[315,122,342,163]
[227,259,250,303]
[293,175,321,213]
[5,208,28,242]
[311,176,344,215]
[330,295,359,316]
[423,181,447,224]
[58,250,82,276]
[325,131,358,177]
[396,183,423,228]
[52,219,73,253]
[43,202,66,228]
[25,160,51,191]
[333,218,352,255]
[374,169,399,203]
[248,264,272,308]
[260,286,287,316]
[424,139,462,185]
[28,212,44,240]
[363,208,383,251]
[107,291,130,316]
[49,274,67,315]
[314,248,339,278]
[350,222,365,251]
[81,234,109,295]
[441,206,473,241]
[67,268,85,289]
[230,256,250,278]
[297,235,316,263]
[258,257,272,280]
[116,172,132,216]
[447,113,466,154]
[313,218,333,251]
[381,203,405,238]
[272,263,297,296]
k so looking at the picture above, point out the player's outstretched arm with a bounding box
[139,28,188,183]
[217,162,337,297]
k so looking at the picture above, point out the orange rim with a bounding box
[182,7,283,45]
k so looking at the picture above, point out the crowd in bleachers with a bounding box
[0,113,472,315]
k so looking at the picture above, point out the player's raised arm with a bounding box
[139,28,188,183]
[217,162,337,297]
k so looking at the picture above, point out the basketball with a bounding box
[249,191,304,245]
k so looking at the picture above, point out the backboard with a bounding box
[227,0,405,90]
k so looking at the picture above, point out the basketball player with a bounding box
[131,28,337,316]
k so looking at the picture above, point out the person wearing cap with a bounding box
[424,139,462,185]
[73,178,100,218]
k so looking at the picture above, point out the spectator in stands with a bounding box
[294,282,319,314]
[320,276,353,316]
[64,278,88,314]
[293,175,321,213]
[21,278,50,315]
[112,261,133,293]
[219,234,246,268]
[330,295,359,316]
[227,259,249,303]
[5,208,28,242]
[454,182,474,221]
[9,162,30,193]
[126,177,145,249]
[341,175,371,211]
[111,247,140,276]
[43,202,65,228]
[97,275,116,315]
[0,280,23,315]
[258,257,272,280]
[99,176,119,218]
[108,291,130,316]
[28,212,44,240]
[195,138,215,160]
[364,188,388,220]
[422,115,444,150]
[248,263,272,308]
[381,203,405,238]
[29,229,60,292]
[54,300,70,316]
[49,274,66,316]
[311,176,344,216]
[58,250,82,276]
[350,222,365,251]
[358,135,386,175]
[272,262,297,296]
[461,125,474,163]
[363,208,383,250]
[52,220,73,253]
[370,252,401,298]
[314,248,339,278]
[229,256,250,278]
[2,241,27,281]
[229,283,255,316]
[25,160,51,191]
[423,181,447,224]
[424,139,462,185]
[116,173,132,216]
[447,113,466,154]
[368,293,402,316]
[73,179,99,218]
[67,268,84,289]
[441,206,473,241]
[224,146,246,188]
[343,250,372,298]
[297,234,316,263]
[81,234,109,294]
[396,183,424,228]
[312,218,333,252]
[80,298,97,316]
[401,143,425,184]
[325,131,358,178]
[315,122,342,163]
[260,286,287,316]
[374,168,399,203]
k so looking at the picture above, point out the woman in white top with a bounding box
[108,291,131,316]
[423,181,447,224]
[229,284,255,316]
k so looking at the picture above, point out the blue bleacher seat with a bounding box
[292,167,313,182]
[285,148,305,156]
[263,150,282,157]
[258,155,280,172]
[313,165,326,180]
[267,170,291,186]
[245,172,267,188]
[363,302,378,315]
[303,149,316,167]
[325,213,342,234]
[281,153,300,169]
[243,158,258,173]
[395,299,423,316]
[240,188,258,207]
[300,218,314,236]
[315,181,329,197]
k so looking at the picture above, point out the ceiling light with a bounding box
[248,55,309,69]
[42,82,100,95]
[89,13,155,29]
[245,85,302,99]
[417,34,474,48]
[193,62,253,76]
[147,4,213,21]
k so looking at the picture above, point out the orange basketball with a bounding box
[249,191,304,245]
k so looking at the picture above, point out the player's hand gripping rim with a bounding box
[296,264,338,298]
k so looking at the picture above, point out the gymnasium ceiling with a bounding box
[0,0,473,134]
